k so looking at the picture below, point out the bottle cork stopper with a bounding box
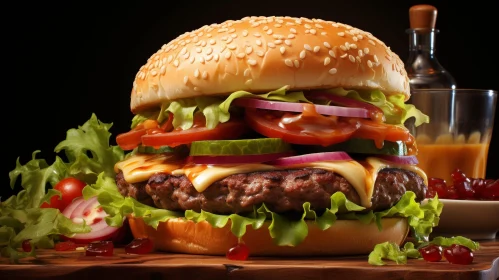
[409,4,437,30]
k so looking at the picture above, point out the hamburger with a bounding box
[109,15,438,256]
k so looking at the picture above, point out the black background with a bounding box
[3,0,499,198]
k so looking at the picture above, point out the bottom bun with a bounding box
[127,215,409,256]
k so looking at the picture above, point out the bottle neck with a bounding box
[406,28,439,55]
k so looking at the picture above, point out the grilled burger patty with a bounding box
[116,168,426,214]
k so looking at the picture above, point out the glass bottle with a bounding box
[405,4,457,89]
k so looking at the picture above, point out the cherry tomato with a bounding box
[244,107,358,146]
[41,177,86,211]
[141,119,248,148]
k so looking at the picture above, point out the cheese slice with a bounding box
[114,154,427,208]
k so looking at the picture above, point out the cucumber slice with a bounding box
[293,138,407,156]
[189,138,292,156]
[137,145,188,155]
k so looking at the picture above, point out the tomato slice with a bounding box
[353,119,412,148]
[141,119,249,147]
[116,128,147,150]
[244,108,359,146]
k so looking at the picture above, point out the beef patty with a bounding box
[116,168,426,214]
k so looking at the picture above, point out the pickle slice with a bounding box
[293,138,407,156]
[189,138,292,156]
[137,145,188,155]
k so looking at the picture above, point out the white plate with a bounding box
[426,198,499,240]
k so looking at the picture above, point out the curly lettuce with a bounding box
[130,86,429,131]
[1,114,124,263]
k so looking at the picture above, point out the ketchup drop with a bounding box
[443,244,474,265]
[85,241,114,257]
[125,238,154,254]
[22,240,32,252]
[55,241,77,251]
[418,244,442,262]
[226,242,250,261]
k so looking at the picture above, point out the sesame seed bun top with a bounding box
[130,16,410,113]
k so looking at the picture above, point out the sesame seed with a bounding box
[358,50,364,57]
[304,44,312,51]
[242,30,249,37]
[323,42,331,48]
[290,28,297,34]
[206,47,213,55]
[205,54,213,61]
[280,46,286,54]
[183,52,190,59]
[367,60,373,68]
[194,69,200,78]
[196,47,202,53]
[254,32,261,37]
[305,30,310,34]
[228,44,237,50]
[246,46,253,54]
[356,56,361,63]
[214,54,219,61]
[315,23,323,29]
[324,57,331,66]
[310,29,317,34]
[374,54,379,63]
[340,53,348,58]
[173,60,179,67]
[244,69,251,76]
[340,45,347,51]
[293,60,300,68]
[357,34,364,40]
[256,51,264,57]
[209,39,216,45]
[150,69,158,76]
[202,71,208,79]
[284,59,293,67]
[231,34,237,38]
[167,55,173,63]
[263,26,269,31]
[300,50,306,59]
[321,32,327,36]
[189,56,195,63]
[350,43,357,49]
[364,47,370,54]
[256,39,262,46]
[267,42,276,48]
[183,76,189,84]
[228,28,235,33]
[287,34,295,39]
[313,46,320,53]
[194,87,199,91]
[369,40,375,46]
[200,41,207,47]
[206,34,212,38]
[338,32,345,37]
[267,29,273,35]
[274,24,282,28]
[329,68,337,74]
[304,24,312,29]
[198,56,205,63]
[245,79,253,86]
[237,53,246,58]
[248,59,257,66]
[226,37,233,44]
[284,40,292,46]
[352,36,358,42]
[180,47,187,55]
[225,51,232,59]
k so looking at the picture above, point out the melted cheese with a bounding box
[114,154,428,208]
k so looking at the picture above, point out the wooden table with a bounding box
[1,239,498,280]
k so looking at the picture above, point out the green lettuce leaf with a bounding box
[1,114,124,263]
[368,241,420,266]
[326,88,429,126]
[84,173,442,249]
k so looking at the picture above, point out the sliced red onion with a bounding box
[188,151,295,165]
[377,155,419,165]
[305,91,385,123]
[62,196,122,244]
[232,98,369,118]
[265,152,352,166]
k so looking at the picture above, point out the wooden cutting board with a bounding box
[1,239,498,280]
